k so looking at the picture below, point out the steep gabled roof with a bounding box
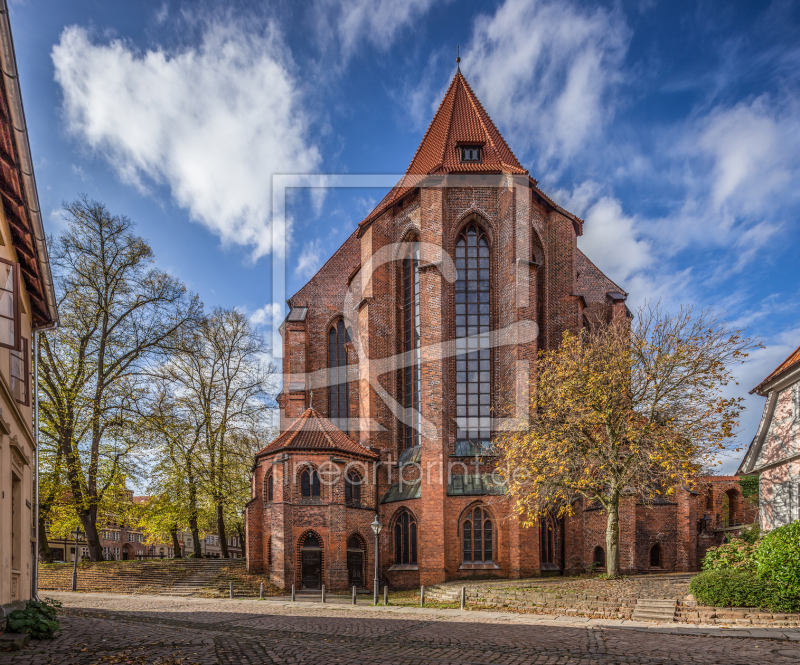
[255,408,378,459]
[751,343,800,395]
[359,71,527,231]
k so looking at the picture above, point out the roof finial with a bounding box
[456,45,461,73]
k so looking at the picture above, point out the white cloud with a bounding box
[295,238,324,279]
[462,0,629,164]
[579,196,652,284]
[314,0,442,61]
[692,95,800,213]
[52,21,320,260]
[250,302,285,327]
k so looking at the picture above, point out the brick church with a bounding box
[245,70,752,591]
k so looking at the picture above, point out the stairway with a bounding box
[159,560,230,596]
[631,598,677,622]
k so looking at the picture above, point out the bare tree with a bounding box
[38,197,201,560]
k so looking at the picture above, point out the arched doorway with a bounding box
[122,544,132,561]
[300,533,323,589]
[346,535,365,589]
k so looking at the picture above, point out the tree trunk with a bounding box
[216,502,229,558]
[38,515,53,563]
[170,525,182,558]
[80,506,103,561]
[605,491,621,577]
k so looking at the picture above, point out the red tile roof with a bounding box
[359,71,528,231]
[255,408,379,459]
[752,343,800,395]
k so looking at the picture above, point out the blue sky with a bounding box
[8,0,800,471]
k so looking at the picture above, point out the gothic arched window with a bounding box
[301,469,321,499]
[455,223,491,446]
[329,319,349,431]
[345,471,361,505]
[462,506,493,563]
[402,241,421,450]
[394,510,417,565]
[266,474,273,502]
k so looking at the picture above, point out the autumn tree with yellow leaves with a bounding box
[495,303,759,577]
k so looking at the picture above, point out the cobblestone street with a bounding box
[2,592,800,664]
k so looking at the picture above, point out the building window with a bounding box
[0,259,20,350]
[649,543,662,568]
[266,474,274,502]
[10,337,28,405]
[394,510,417,565]
[455,223,491,446]
[301,468,321,498]
[462,506,493,563]
[113,547,120,560]
[128,534,135,542]
[345,471,361,505]
[329,319,349,431]
[540,515,556,565]
[459,145,482,163]
[402,241,421,450]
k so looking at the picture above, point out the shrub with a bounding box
[702,540,756,572]
[753,521,800,596]
[690,569,800,613]
[738,524,760,545]
[7,599,61,639]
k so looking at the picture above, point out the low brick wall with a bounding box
[426,575,800,627]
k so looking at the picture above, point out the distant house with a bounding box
[738,345,800,530]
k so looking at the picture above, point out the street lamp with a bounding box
[71,526,83,592]
[370,514,382,606]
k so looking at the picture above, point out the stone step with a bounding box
[632,597,677,622]
[0,633,31,652]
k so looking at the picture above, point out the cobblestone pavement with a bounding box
[2,592,800,665]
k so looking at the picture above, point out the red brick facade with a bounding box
[245,72,756,590]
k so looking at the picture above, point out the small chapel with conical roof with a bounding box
[245,70,723,592]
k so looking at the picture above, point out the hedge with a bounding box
[689,569,800,613]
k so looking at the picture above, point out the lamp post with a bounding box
[71,526,83,591]
[370,514,382,606]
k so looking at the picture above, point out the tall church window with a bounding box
[265,473,273,502]
[455,223,491,447]
[403,242,421,450]
[301,469,321,499]
[394,510,417,565]
[462,506,493,563]
[329,319,349,431]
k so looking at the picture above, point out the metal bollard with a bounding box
[383,585,388,606]
[291,584,295,601]
[229,581,234,599]
[352,585,357,605]
[259,582,264,600]
[420,585,425,607]
[321,584,326,603]
[460,586,466,610]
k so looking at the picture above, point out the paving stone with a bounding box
[1,592,798,664]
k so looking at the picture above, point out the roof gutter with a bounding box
[0,1,58,326]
